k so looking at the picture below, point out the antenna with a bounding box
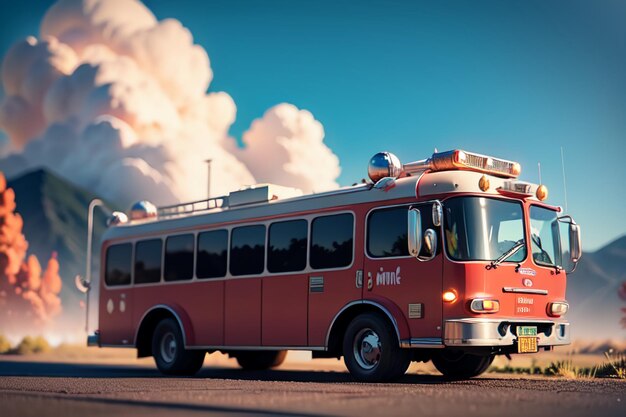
[560,147,568,212]
[205,159,212,198]
[538,162,542,184]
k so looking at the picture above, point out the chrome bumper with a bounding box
[444,318,570,347]
[87,333,100,347]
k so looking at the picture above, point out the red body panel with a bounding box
[224,278,261,345]
[262,275,308,346]
[98,287,133,345]
[129,282,224,346]
[364,254,443,340]
[307,268,362,346]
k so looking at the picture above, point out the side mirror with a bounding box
[408,208,422,257]
[569,223,582,262]
[557,215,582,273]
[432,202,443,227]
[418,228,438,261]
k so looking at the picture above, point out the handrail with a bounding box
[157,195,229,218]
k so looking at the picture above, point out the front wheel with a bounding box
[152,318,205,376]
[343,313,410,382]
[432,350,494,379]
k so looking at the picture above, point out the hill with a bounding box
[7,169,114,324]
[566,235,626,340]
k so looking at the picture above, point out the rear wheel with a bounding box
[152,318,205,376]
[343,313,410,382]
[432,350,494,379]
[235,350,287,370]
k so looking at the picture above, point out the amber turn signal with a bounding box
[479,175,490,191]
[536,184,548,201]
[442,290,458,303]
[470,299,500,313]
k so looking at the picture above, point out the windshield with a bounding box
[444,197,526,262]
[529,205,562,267]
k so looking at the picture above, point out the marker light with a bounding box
[479,175,490,191]
[442,290,458,303]
[454,150,467,164]
[536,185,548,201]
[547,302,569,317]
[470,299,500,313]
[511,162,522,177]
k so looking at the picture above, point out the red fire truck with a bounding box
[86,149,581,381]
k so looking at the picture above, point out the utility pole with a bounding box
[205,159,212,198]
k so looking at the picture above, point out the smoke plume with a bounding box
[0,172,63,333]
[0,0,340,207]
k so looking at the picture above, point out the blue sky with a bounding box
[0,0,624,251]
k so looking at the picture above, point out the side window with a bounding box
[164,234,194,281]
[367,205,440,258]
[268,219,307,273]
[230,225,265,276]
[310,213,354,269]
[197,230,228,279]
[134,239,162,284]
[105,243,132,286]
[367,207,409,258]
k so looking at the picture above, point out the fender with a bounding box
[134,303,196,347]
[363,295,411,341]
[325,298,410,348]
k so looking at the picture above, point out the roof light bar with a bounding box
[429,150,521,178]
[368,149,522,182]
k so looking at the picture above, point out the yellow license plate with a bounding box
[517,336,538,353]
[517,326,538,353]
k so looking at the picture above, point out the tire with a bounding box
[343,313,411,382]
[152,318,205,376]
[432,350,494,379]
[235,350,287,370]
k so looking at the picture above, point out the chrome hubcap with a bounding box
[353,328,381,370]
[160,332,177,363]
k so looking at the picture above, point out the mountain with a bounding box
[566,235,626,341]
[7,169,114,319]
[4,168,626,342]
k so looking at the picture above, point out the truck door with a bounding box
[262,219,309,346]
[308,212,363,347]
[100,242,135,346]
[225,225,265,346]
[363,203,444,343]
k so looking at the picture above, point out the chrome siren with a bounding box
[129,201,158,221]
[368,152,403,182]
[107,211,129,226]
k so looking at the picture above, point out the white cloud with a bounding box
[234,103,340,193]
[0,0,341,208]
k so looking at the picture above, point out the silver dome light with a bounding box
[129,201,158,221]
[107,211,129,227]
[368,152,403,182]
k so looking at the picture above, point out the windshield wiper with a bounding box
[487,239,525,270]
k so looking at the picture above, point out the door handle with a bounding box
[356,270,363,289]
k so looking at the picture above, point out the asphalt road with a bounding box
[0,360,624,417]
